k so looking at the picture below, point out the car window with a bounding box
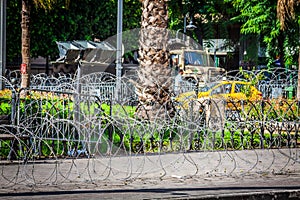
[211,85,223,95]
[201,82,219,92]
[224,84,232,94]
[200,86,209,92]
[211,84,232,95]
[184,52,206,66]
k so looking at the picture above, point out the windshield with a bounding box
[184,52,208,66]
[200,82,220,92]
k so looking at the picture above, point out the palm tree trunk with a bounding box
[135,0,174,121]
[20,0,31,88]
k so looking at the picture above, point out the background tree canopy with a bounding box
[6,0,141,62]
[227,0,300,67]
[6,0,300,69]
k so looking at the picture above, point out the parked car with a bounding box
[175,80,263,110]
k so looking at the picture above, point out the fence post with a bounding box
[106,94,113,154]
[188,100,194,150]
[11,90,16,125]
[260,99,265,148]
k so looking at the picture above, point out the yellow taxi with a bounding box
[175,80,262,109]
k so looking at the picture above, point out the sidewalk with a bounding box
[0,148,300,199]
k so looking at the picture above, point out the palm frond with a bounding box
[32,0,69,10]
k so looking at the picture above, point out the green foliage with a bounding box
[0,101,12,115]
[6,1,21,62]
[0,141,12,159]
[7,0,141,61]
[228,0,300,68]
[244,99,299,122]
[168,0,236,45]
[101,103,136,118]
[238,66,266,97]
[6,0,300,69]
[0,91,299,158]
[239,67,266,84]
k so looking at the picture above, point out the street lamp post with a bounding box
[176,13,197,42]
[115,0,123,101]
[0,0,6,90]
[183,14,187,41]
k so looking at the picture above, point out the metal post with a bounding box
[177,13,196,43]
[115,0,123,101]
[183,15,187,42]
[0,0,7,89]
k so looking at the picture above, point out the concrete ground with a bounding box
[0,148,300,199]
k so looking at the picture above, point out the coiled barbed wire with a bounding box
[0,69,299,189]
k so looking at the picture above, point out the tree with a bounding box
[228,0,282,64]
[12,0,140,84]
[228,0,300,70]
[135,0,174,121]
[20,0,69,88]
[20,0,31,88]
[277,0,300,100]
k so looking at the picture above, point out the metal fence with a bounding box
[3,68,299,101]
[1,85,299,158]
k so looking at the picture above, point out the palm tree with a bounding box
[277,0,300,100]
[20,0,69,88]
[135,0,174,121]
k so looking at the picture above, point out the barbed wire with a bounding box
[0,70,299,189]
